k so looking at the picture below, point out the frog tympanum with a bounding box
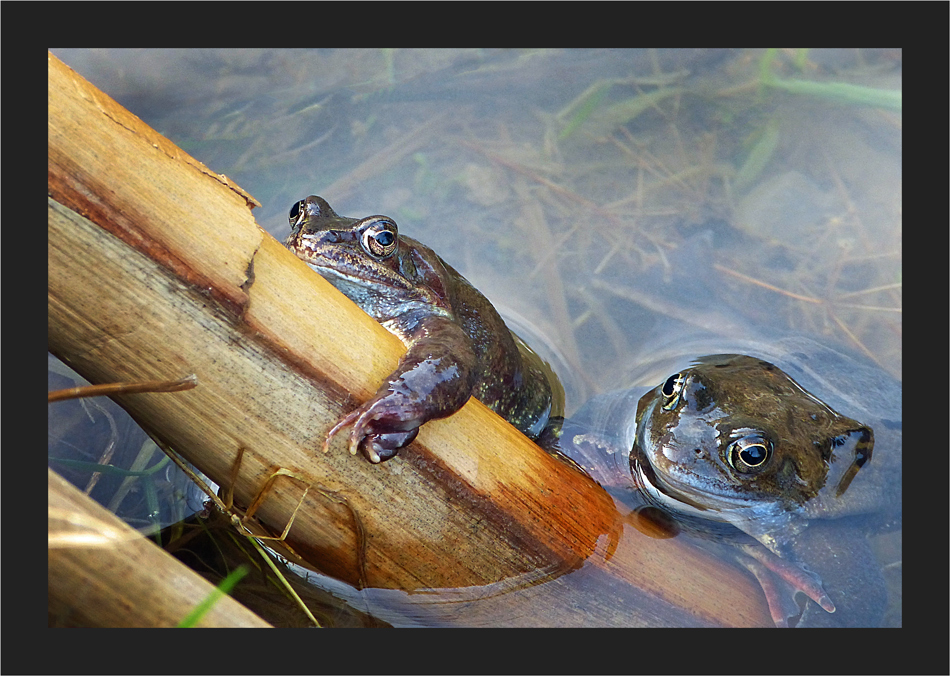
[285,196,560,463]
[558,346,900,627]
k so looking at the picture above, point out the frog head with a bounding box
[631,354,873,556]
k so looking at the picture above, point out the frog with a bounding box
[285,195,561,464]
[554,337,901,627]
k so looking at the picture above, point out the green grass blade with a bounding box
[177,565,249,628]
[767,77,901,112]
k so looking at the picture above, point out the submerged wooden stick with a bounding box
[47,51,770,626]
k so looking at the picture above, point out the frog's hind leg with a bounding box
[736,542,835,627]
[737,554,805,627]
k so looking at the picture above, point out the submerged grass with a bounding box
[49,441,177,544]
[766,77,902,112]
[759,48,902,112]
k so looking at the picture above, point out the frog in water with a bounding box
[558,340,901,627]
[285,196,561,464]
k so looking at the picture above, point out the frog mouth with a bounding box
[631,442,722,518]
[303,261,359,285]
[631,437,774,524]
[301,263,372,297]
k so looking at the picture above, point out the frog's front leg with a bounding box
[324,316,478,464]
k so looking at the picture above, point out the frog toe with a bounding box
[736,542,835,627]
[322,409,359,454]
[359,429,419,463]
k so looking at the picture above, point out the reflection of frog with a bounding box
[285,196,560,464]
[557,340,901,627]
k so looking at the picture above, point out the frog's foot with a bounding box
[736,543,835,627]
[323,405,419,463]
[359,430,418,463]
[738,556,801,627]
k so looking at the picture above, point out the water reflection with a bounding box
[49,48,900,627]
[47,355,208,535]
[280,509,771,628]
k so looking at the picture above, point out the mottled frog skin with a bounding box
[557,338,901,627]
[285,196,560,463]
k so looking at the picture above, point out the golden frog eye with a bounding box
[660,372,685,411]
[360,218,399,259]
[726,435,773,473]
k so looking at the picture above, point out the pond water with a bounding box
[49,48,901,627]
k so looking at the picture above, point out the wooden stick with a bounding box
[48,469,271,628]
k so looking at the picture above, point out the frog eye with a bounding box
[289,199,307,228]
[726,435,773,473]
[660,372,686,411]
[360,218,399,259]
[289,196,332,229]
